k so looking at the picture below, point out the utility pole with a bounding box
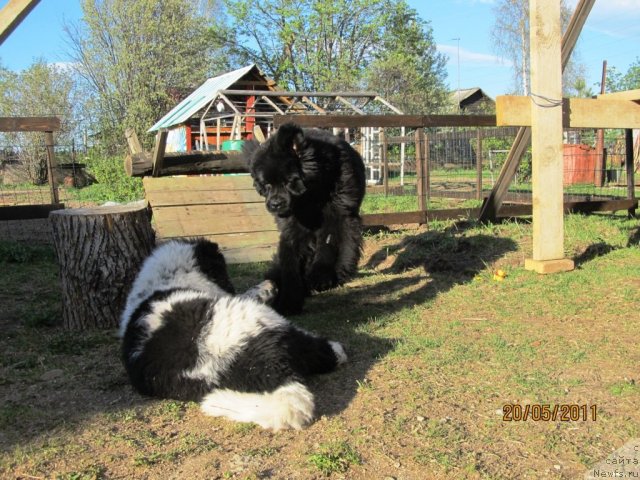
[452,37,461,112]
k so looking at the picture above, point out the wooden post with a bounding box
[595,61,607,187]
[626,129,636,217]
[151,129,168,177]
[44,130,59,205]
[125,127,144,155]
[415,128,426,213]
[476,129,483,201]
[424,133,431,207]
[524,0,574,274]
[381,129,389,196]
[49,202,155,330]
[0,0,40,45]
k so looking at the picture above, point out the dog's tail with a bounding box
[199,381,314,430]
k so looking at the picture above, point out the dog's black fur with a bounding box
[243,123,366,315]
[119,238,347,430]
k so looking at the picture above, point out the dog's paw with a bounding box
[242,280,278,304]
[329,341,348,365]
[306,264,338,292]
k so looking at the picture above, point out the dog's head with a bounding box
[243,123,307,217]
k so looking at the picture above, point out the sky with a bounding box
[0,0,639,100]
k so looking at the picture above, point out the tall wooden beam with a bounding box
[524,0,574,274]
[0,0,40,45]
[479,0,595,223]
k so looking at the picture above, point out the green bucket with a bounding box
[221,140,245,151]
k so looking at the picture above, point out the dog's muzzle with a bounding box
[266,191,291,216]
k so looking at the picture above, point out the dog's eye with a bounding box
[254,180,272,195]
[286,176,306,195]
[254,181,267,195]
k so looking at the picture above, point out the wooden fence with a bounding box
[0,116,63,221]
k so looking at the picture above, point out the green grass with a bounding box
[307,441,361,476]
[1,213,639,479]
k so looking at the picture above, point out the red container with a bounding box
[563,144,598,185]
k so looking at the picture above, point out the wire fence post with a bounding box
[476,129,483,201]
[625,129,636,217]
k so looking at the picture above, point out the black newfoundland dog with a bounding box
[119,238,347,430]
[243,123,366,315]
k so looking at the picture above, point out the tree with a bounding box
[0,60,79,184]
[605,57,640,92]
[364,2,449,114]
[220,0,448,113]
[65,0,230,152]
[491,0,530,95]
[491,0,582,96]
[221,0,387,92]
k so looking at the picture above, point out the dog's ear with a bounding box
[242,139,261,169]
[192,239,236,294]
[275,123,304,155]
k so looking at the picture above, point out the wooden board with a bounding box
[0,203,64,221]
[0,0,40,45]
[144,175,278,264]
[597,89,640,102]
[274,114,497,129]
[496,96,640,129]
[0,116,60,132]
[152,203,278,237]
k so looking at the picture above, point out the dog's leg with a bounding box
[306,206,344,292]
[283,326,347,375]
[266,237,308,315]
[200,381,315,430]
[241,280,277,305]
[333,215,363,284]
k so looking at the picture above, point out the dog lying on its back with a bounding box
[243,123,366,315]
[119,238,347,430]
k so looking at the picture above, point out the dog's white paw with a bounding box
[329,341,348,365]
[242,280,278,304]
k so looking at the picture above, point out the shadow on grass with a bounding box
[296,222,518,418]
[572,242,617,268]
[628,224,640,247]
[0,226,519,449]
[571,220,640,268]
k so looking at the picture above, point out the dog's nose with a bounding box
[267,199,285,212]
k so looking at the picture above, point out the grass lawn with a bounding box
[1,213,639,479]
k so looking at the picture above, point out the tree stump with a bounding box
[49,201,155,330]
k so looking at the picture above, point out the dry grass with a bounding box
[1,213,639,479]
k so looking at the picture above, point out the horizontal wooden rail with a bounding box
[361,199,638,227]
[274,114,496,129]
[0,203,64,221]
[0,116,61,132]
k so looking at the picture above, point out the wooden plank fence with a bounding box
[143,175,278,263]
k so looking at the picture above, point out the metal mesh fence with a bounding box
[359,126,637,215]
[0,142,99,243]
[0,126,637,243]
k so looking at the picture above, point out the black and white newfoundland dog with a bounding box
[119,238,347,430]
[243,122,366,315]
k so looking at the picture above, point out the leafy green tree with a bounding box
[0,60,79,184]
[65,0,229,152]
[605,57,640,92]
[364,2,449,114]
[220,0,448,113]
[221,0,387,92]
